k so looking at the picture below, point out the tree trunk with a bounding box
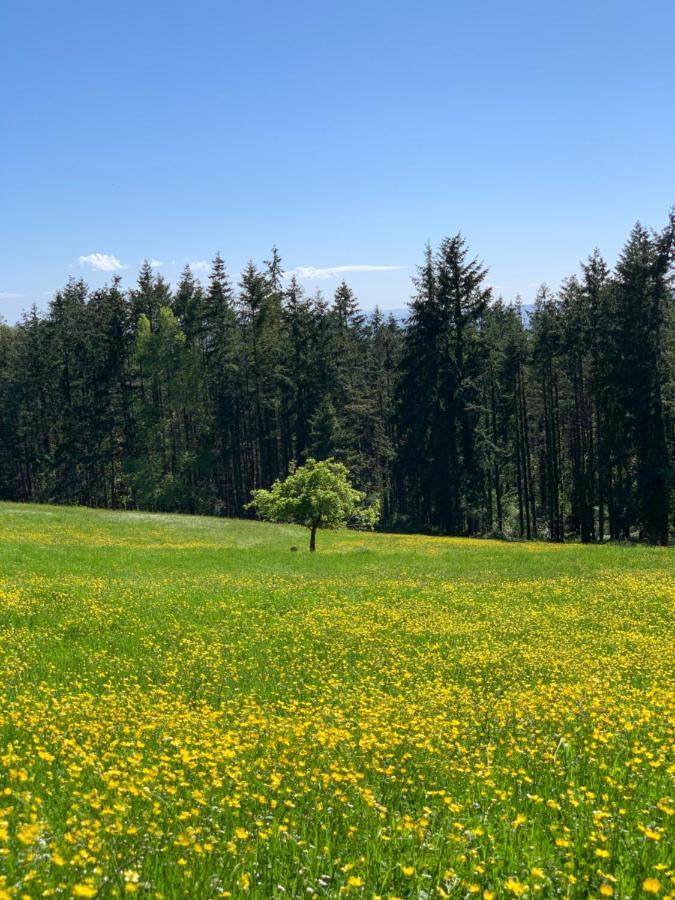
[309,524,317,552]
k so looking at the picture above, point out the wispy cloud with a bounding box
[78,253,127,272]
[285,264,405,281]
[189,260,211,272]
[0,291,23,300]
[148,259,163,269]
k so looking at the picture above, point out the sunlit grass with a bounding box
[0,503,673,898]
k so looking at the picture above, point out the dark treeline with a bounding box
[1,216,673,544]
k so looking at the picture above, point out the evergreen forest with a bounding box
[1,215,673,544]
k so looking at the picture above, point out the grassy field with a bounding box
[0,503,672,899]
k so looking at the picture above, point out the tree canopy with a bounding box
[246,458,379,550]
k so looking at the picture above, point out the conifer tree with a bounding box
[397,236,491,533]
[202,254,242,514]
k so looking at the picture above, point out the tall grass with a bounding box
[0,503,672,898]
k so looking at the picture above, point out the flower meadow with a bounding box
[0,505,673,899]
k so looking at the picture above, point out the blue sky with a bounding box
[1,0,673,322]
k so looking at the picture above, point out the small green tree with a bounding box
[246,458,379,551]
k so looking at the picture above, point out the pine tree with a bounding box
[365,308,401,517]
[238,258,289,493]
[283,275,317,462]
[581,249,611,541]
[129,308,194,509]
[397,236,491,534]
[559,276,595,541]
[531,286,564,541]
[613,220,673,543]
[130,262,171,332]
[48,278,98,503]
[86,277,133,507]
[202,254,243,514]
[308,395,340,460]
[480,300,535,537]
[172,264,205,348]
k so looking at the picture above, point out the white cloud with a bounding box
[286,264,405,280]
[0,291,23,300]
[149,259,163,269]
[189,260,210,272]
[78,253,127,272]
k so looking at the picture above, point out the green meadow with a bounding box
[0,503,672,899]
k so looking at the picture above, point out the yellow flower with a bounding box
[599,886,613,897]
[512,813,527,828]
[642,879,660,895]
[505,879,526,897]
[643,828,662,841]
[17,823,42,846]
[347,876,364,888]
[238,873,251,891]
[401,866,415,877]
[483,892,495,900]
[73,887,97,899]
[555,838,570,848]
[595,848,610,859]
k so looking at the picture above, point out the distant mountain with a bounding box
[381,307,409,324]
[367,304,536,326]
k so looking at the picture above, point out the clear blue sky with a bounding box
[1,0,673,322]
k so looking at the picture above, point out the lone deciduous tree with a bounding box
[246,458,379,551]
